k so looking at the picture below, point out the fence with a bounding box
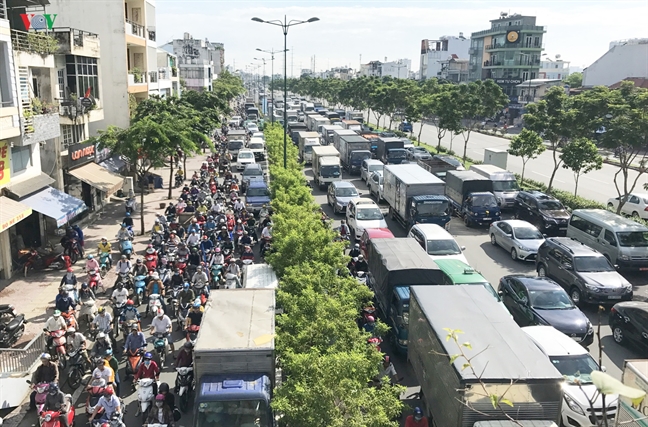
[0,332,46,375]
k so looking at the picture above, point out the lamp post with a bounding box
[252,15,320,168]
[254,57,267,116]
[257,47,289,123]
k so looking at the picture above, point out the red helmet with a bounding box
[103,385,114,395]
[126,299,134,306]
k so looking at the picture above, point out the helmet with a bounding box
[67,267,73,273]
[193,301,201,308]
[97,332,106,339]
[414,407,423,420]
[184,282,190,289]
[237,219,242,224]
[208,216,213,220]
[125,212,131,217]
[98,306,105,313]
[155,394,165,401]
[48,382,59,394]
[143,352,153,360]
[159,383,170,393]
[203,235,208,239]
[183,341,194,349]
[53,310,61,318]
[358,255,364,260]
[131,324,139,331]
[341,220,346,224]
[157,309,164,317]
[87,254,94,260]
[104,348,113,357]
[121,255,127,259]
[81,282,88,289]
[215,247,221,253]
[147,244,153,248]
[93,371,102,379]
[66,327,76,334]
[126,299,134,306]
[366,315,375,323]
[354,243,360,248]
[136,258,142,264]
[101,237,108,241]
[40,353,52,361]
[155,219,160,223]
[103,386,114,395]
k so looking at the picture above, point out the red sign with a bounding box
[69,142,95,167]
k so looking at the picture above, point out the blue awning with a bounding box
[20,186,87,228]
[99,155,127,174]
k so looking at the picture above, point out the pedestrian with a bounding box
[404,407,428,427]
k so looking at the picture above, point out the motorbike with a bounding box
[111,301,126,337]
[166,286,180,320]
[24,249,71,277]
[39,399,75,427]
[63,239,82,264]
[47,329,67,370]
[176,302,190,332]
[116,272,134,290]
[121,318,139,341]
[186,324,200,342]
[60,283,78,304]
[88,273,105,294]
[124,348,143,381]
[99,252,111,278]
[356,271,367,286]
[174,174,184,188]
[133,275,147,306]
[136,377,155,420]
[66,348,90,389]
[28,381,49,413]
[152,332,167,369]
[61,310,78,330]
[119,239,133,258]
[144,253,157,271]
[0,313,26,348]
[210,264,224,288]
[78,299,97,329]
[125,197,137,214]
[91,412,125,427]
[224,273,240,289]
[85,377,106,417]
[0,303,18,321]
[145,294,162,318]
[175,366,194,413]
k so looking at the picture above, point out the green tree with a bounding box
[433,85,463,151]
[564,72,583,88]
[561,137,603,196]
[508,129,546,184]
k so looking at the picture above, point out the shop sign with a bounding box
[0,141,10,187]
[69,142,95,167]
[1,209,30,233]
[494,78,522,85]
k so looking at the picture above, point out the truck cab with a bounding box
[463,191,501,227]
[410,195,452,228]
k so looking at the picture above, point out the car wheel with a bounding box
[632,211,640,219]
[569,287,582,305]
[490,234,497,246]
[607,203,615,211]
[537,265,547,277]
[511,248,518,260]
[612,325,625,345]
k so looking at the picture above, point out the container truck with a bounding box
[287,123,308,144]
[367,238,443,353]
[345,110,365,123]
[375,137,407,164]
[383,164,451,229]
[193,289,277,427]
[320,124,343,145]
[338,135,371,174]
[445,170,501,227]
[297,131,321,164]
[243,264,278,289]
[469,164,520,208]
[408,285,564,426]
[332,128,358,151]
[616,359,648,426]
[312,145,341,190]
[340,120,363,131]
[359,131,381,156]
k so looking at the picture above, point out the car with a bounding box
[514,190,570,236]
[327,181,359,215]
[498,275,593,346]
[346,198,388,240]
[433,154,465,170]
[244,180,271,214]
[360,159,384,184]
[241,163,265,191]
[245,123,259,133]
[248,138,266,161]
[606,193,648,220]
[251,131,265,140]
[379,131,396,138]
[535,237,633,306]
[367,170,384,202]
[359,228,395,260]
[398,121,413,132]
[522,325,617,426]
[227,140,244,160]
[235,149,256,171]
[609,301,648,352]
[229,116,242,126]
[406,146,432,161]
[408,224,468,264]
[489,219,545,261]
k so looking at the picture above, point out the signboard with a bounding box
[81,97,93,108]
[0,141,10,187]
[68,141,96,168]
[20,13,57,30]
[1,208,31,233]
[506,30,520,44]
[494,78,523,85]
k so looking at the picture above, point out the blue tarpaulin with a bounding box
[20,186,87,228]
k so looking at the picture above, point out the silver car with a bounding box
[368,170,384,202]
[490,219,546,261]
[407,146,432,161]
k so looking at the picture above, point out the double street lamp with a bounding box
[256,47,290,124]
[252,15,319,168]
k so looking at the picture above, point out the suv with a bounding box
[327,181,359,214]
[535,237,633,306]
[241,164,265,193]
[514,190,570,236]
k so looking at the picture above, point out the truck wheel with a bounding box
[464,216,471,228]
[388,207,394,220]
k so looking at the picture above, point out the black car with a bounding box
[609,301,648,352]
[513,190,570,236]
[498,275,594,346]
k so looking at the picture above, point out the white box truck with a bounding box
[297,131,321,164]
[312,145,341,190]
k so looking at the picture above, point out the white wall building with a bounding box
[162,33,225,92]
[539,55,570,80]
[420,35,470,80]
[359,61,382,77]
[151,49,180,98]
[582,38,648,87]
[381,59,411,79]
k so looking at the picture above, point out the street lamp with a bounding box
[257,47,289,123]
[252,15,320,168]
[254,57,267,116]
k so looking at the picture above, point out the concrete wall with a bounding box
[582,42,648,87]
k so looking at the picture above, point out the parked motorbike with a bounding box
[24,249,71,277]
[175,366,194,413]
[0,304,17,321]
[62,239,82,265]
[133,275,147,306]
[152,332,167,369]
[0,313,26,348]
[67,348,90,389]
[136,377,155,420]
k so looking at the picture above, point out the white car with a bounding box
[247,138,266,161]
[607,193,648,219]
[245,122,259,133]
[408,224,468,264]
[251,132,265,140]
[229,116,242,126]
[346,198,388,240]
[236,149,256,170]
[489,219,545,261]
[367,170,384,202]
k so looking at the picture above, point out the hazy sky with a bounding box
[156,0,648,75]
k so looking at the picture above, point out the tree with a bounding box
[508,129,546,184]
[561,137,603,196]
[564,72,583,88]
[433,85,463,151]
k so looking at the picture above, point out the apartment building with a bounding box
[162,33,225,92]
[582,38,648,87]
[151,48,180,98]
[420,35,470,80]
[539,55,571,80]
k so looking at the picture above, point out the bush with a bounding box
[516,175,605,210]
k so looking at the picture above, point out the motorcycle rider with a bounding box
[132,258,148,278]
[134,352,160,397]
[158,382,175,413]
[78,283,97,322]
[165,202,176,217]
[178,283,195,307]
[349,243,361,259]
[44,310,67,351]
[66,327,91,366]
[185,302,204,331]
[192,265,209,289]
[91,332,112,359]
[145,394,175,427]
[354,254,368,275]
[120,300,140,328]
[123,324,146,355]
[116,224,131,242]
[187,218,201,235]
[146,273,166,313]
[204,215,217,234]
[55,289,76,315]
[233,197,245,213]
[239,231,253,251]
[103,349,120,396]
[339,220,350,238]
[175,341,194,389]
[97,237,112,269]
[42,383,70,427]
[175,243,190,264]
[87,269,105,294]
[115,255,132,276]
[188,248,201,268]
[170,269,185,289]
[86,254,100,272]
[225,261,241,288]
[29,354,59,411]
[186,229,200,249]
[151,219,164,235]
[200,235,214,257]
[217,226,230,242]
[150,309,175,358]
[167,231,181,249]
[208,247,225,268]
[240,245,254,262]
[88,385,121,424]
[59,268,77,288]
[122,211,134,229]
[91,307,113,344]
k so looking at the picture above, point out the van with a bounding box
[522,325,618,426]
[433,259,501,303]
[469,164,520,208]
[566,209,648,271]
[361,159,384,183]
[407,224,467,264]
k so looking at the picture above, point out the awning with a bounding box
[99,155,127,174]
[5,173,55,199]
[21,186,87,228]
[0,197,32,233]
[68,162,124,196]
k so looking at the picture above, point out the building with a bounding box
[321,67,354,80]
[44,0,158,132]
[381,59,411,79]
[438,56,469,83]
[420,35,470,80]
[162,33,225,92]
[539,55,570,80]
[151,48,180,98]
[582,38,648,87]
[516,79,565,105]
[469,13,546,101]
[359,60,382,77]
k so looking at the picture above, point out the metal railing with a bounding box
[0,332,46,374]
[0,0,7,20]
[472,25,545,38]
[149,71,158,83]
[126,19,145,38]
[10,29,58,55]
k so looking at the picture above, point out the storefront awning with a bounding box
[99,155,127,174]
[21,186,86,228]
[0,197,32,233]
[68,162,124,196]
[5,173,55,199]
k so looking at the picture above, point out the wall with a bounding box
[421,37,470,79]
[9,140,43,185]
[582,43,648,87]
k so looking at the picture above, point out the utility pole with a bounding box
[291,47,294,78]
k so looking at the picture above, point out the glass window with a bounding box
[513,227,543,240]
[604,230,618,246]
[569,215,590,232]
[66,55,100,99]
[426,239,461,256]
[573,256,614,272]
[550,354,599,384]
[616,232,648,247]
[11,145,31,173]
[356,207,383,221]
[529,289,574,309]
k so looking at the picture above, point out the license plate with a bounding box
[640,267,648,271]
[559,227,567,230]
[483,217,491,220]
[608,296,622,300]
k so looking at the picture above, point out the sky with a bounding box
[156,0,648,76]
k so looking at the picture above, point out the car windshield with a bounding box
[529,289,574,310]
[335,187,358,197]
[229,142,243,149]
[616,231,648,247]
[357,207,383,221]
[238,152,253,159]
[249,143,264,150]
[247,187,269,197]
[389,150,407,158]
[513,227,544,240]
[243,167,262,176]
[472,194,499,208]
[368,165,384,173]
[573,256,614,272]
[304,145,315,153]
[538,200,564,210]
[492,180,520,191]
[196,400,269,427]
[413,148,427,154]
[417,200,451,216]
[549,355,599,385]
[426,239,461,255]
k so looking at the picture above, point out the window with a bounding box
[604,230,617,246]
[65,55,99,99]
[11,145,31,173]
[0,41,14,107]
[61,124,86,149]
[57,69,65,99]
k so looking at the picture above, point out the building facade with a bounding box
[582,38,648,87]
[438,57,469,83]
[420,35,470,80]
[162,33,225,92]
[469,13,546,101]
[539,55,570,80]
[359,61,382,77]
[381,59,411,79]
[516,79,565,105]
[152,48,180,98]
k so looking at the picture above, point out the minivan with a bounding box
[433,259,501,304]
[408,224,467,264]
[469,164,520,208]
[566,209,648,271]
[360,159,384,183]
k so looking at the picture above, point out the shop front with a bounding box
[0,197,33,279]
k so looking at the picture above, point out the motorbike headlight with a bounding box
[44,414,52,422]
[564,394,585,415]
[587,322,594,335]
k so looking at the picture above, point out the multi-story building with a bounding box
[539,55,570,80]
[151,48,180,98]
[359,61,382,77]
[162,33,225,92]
[469,13,546,101]
[438,56,469,83]
[381,59,411,79]
[582,38,648,87]
[516,79,565,105]
[420,35,470,80]
[44,0,158,132]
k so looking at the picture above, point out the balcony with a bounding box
[472,25,546,38]
[10,29,56,68]
[125,19,146,46]
[128,70,148,93]
[485,42,544,51]
[483,58,541,68]
[19,112,60,146]
[59,98,103,125]
[47,28,100,58]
